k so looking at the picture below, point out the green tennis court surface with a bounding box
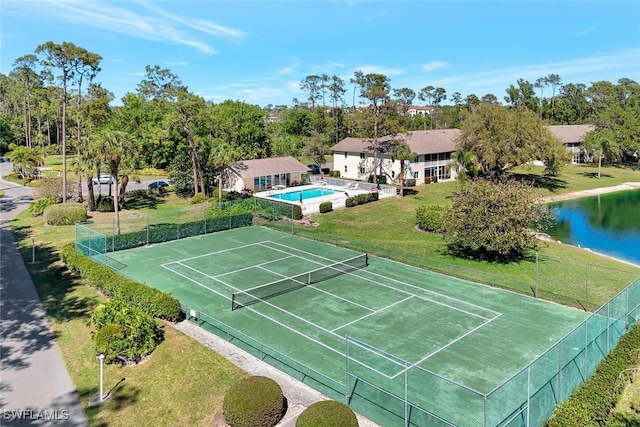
[108,226,589,426]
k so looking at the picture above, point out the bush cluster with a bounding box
[136,167,166,176]
[43,203,87,225]
[404,178,416,187]
[345,192,379,208]
[59,243,181,321]
[416,205,449,233]
[328,170,341,178]
[255,198,302,220]
[190,193,206,204]
[32,176,63,201]
[223,376,285,427]
[296,400,358,427]
[367,175,387,184]
[543,324,640,427]
[319,201,333,213]
[91,300,163,365]
[29,197,58,216]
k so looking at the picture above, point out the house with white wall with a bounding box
[222,156,309,192]
[331,129,460,185]
[547,124,595,163]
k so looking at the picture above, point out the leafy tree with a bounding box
[391,142,417,196]
[10,54,41,148]
[583,129,617,178]
[443,179,553,262]
[36,41,102,202]
[457,103,567,175]
[504,78,538,111]
[555,83,588,124]
[451,92,463,106]
[300,75,323,108]
[393,87,416,113]
[303,132,331,170]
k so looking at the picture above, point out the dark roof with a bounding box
[547,125,595,143]
[331,129,459,155]
[230,156,308,178]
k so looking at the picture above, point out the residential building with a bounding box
[331,129,460,185]
[547,124,595,163]
[222,156,309,192]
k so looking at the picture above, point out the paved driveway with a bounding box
[0,162,87,426]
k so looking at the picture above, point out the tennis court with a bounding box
[107,226,591,426]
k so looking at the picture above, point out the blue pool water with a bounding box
[269,187,342,202]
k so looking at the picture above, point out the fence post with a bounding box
[345,336,350,405]
[483,394,487,427]
[526,366,531,426]
[404,361,409,427]
[535,252,539,297]
[146,213,149,245]
[558,340,563,401]
[585,263,589,306]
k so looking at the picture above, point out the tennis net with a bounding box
[231,253,368,310]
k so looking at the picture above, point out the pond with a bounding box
[546,189,640,266]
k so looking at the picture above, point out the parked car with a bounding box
[148,180,169,190]
[307,164,320,174]
[92,174,113,185]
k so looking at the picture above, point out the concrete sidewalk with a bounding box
[0,168,87,426]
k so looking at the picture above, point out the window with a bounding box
[360,167,365,174]
[344,152,347,158]
[344,165,347,173]
[413,171,419,179]
[360,152,365,159]
[391,171,395,178]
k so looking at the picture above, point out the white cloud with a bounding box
[355,65,404,76]
[26,0,246,55]
[421,61,448,72]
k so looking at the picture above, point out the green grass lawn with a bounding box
[8,162,640,425]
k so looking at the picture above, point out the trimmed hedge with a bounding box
[96,195,114,212]
[60,243,181,321]
[345,192,379,208]
[319,201,333,213]
[416,205,449,233]
[255,198,302,220]
[43,203,88,225]
[543,324,640,427]
[296,400,358,427]
[29,197,58,216]
[190,193,206,204]
[223,376,285,427]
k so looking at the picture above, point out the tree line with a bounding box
[1,41,639,201]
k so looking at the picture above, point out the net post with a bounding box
[365,253,369,266]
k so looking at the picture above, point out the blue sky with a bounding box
[2,1,639,107]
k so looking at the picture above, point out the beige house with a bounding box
[547,124,595,163]
[222,156,309,192]
[331,129,460,185]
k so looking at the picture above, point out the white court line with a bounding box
[174,262,346,339]
[265,240,499,321]
[161,263,346,358]
[258,264,375,312]
[331,297,413,332]
[389,317,496,379]
[161,241,268,266]
[215,255,296,278]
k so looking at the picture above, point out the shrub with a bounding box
[91,300,163,365]
[296,400,358,427]
[367,175,387,184]
[544,324,640,426]
[136,167,166,176]
[59,243,181,321]
[319,201,332,213]
[223,376,285,427]
[345,192,379,208]
[404,178,416,187]
[329,170,341,178]
[32,176,63,201]
[190,193,206,204]
[416,205,449,233]
[96,195,114,212]
[43,203,87,225]
[29,197,58,216]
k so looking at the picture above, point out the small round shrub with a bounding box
[416,205,448,233]
[190,193,206,204]
[223,376,285,427]
[296,400,358,427]
[96,195,114,212]
[319,201,332,213]
[29,197,59,216]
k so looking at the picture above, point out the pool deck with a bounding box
[255,182,394,215]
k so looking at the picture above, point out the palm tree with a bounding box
[94,130,136,234]
[5,143,40,180]
[450,150,481,184]
[584,130,616,178]
[391,142,417,197]
[208,140,244,208]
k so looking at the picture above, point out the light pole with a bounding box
[98,354,105,401]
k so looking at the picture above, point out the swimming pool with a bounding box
[269,187,342,202]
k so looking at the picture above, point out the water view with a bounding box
[547,189,640,265]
